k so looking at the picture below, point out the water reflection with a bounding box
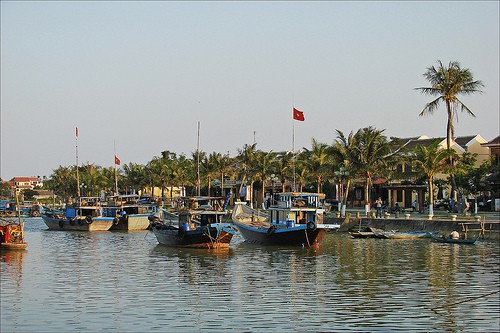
[0,219,498,332]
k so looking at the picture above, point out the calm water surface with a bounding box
[1,218,499,332]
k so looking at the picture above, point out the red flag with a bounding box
[114,155,121,165]
[76,127,79,137]
[293,108,305,121]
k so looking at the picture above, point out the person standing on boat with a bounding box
[450,230,460,239]
[375,197,383,218]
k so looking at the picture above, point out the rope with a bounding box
[304,228,311,248]
[431,290,499,311]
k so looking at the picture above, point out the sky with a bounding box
[1,1,499,181]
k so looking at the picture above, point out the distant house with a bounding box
[11,177,43,192]
[481,135,500,166]
[398,134,489,167]
[381,134,490,211]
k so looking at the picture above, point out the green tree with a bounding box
[0,179,12,198]
[350,127,396,215]
[412,140,454,216]
[415,60,484,197]
[331,130,358,216]
[253,150,276,207]
[236,143,257,201]
[303,138,332,194]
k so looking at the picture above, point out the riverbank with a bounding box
[326,210,500,240]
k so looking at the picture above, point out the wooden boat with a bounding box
[1,220,28,250]
[104,195,159,231]
[430,234,479,244]
[1,194,28,250]
[149,196,235,248]
[383,231,437,239]
[41,197,114,231]
[350,227,387,238]
[232,192,340,247]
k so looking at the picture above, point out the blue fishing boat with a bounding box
[149,196,235,248]
[41,197,114,231]
[231,192,340,247]
[431,234,479,244]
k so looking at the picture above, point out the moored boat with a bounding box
[232,192,340,247]
[383,231,437,239]
[430,234,479,244]
[149,196,235,248]
[41,197,114,231]
[0,220,28,250]
[350,227,387,238]
[104,195,159,231]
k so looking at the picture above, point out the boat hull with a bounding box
[151,224,234,248]
[41,214,114,231]
[233,221,325,246]
[109,214,151,231]
[1,242,28,250]
[431,234,478,244]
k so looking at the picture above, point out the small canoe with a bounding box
[431,234,478,244]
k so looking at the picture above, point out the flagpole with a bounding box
[196,121,201,196]
[114,140,118,196]
[76,127,80,198]
[292,106,296,192]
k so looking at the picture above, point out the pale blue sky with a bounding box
[1,1,499,180]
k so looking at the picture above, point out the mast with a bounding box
[114,140,118,195]
[292,107,296,191]
[75,127,81,198]
[196,121,201,196]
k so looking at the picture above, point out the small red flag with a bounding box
[76,127,79,137]
[293,108,305,121]
[114,155,121,165]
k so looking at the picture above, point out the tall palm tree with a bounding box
[331,130,358,216]
[252,150,276,207]
[350,127,396,215]
[412,140,454,216]
[274,151,293,192]
[415,60,484,198]
[303,138,332,194]
[236,143,257,200]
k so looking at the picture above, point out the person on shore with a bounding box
[375,197,383,218]
[450,230,460,239]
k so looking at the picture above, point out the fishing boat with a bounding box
[149,196,235,248]
[1,193,28,250]
[430,234,479,244]
[41,197,114,231]
[232,192,340,247]
[349,227,387,238]
[382,231,437,239]
[103,195,159,231]
[0,220,28,250]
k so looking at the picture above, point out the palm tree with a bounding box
[252,150,276,207]
[236,143,257,201]
[350,127,396,215]
[412,140,454,216]
[331,130,358,216]
[303,138,332,194]
[415,60,484,198]
[274,151,293,192]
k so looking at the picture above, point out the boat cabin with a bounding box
[269,192,325,228]
[178,210,226,231]
[175,196,227,211]
[103,194,158,217]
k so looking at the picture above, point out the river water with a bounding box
[1,218,499,332]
